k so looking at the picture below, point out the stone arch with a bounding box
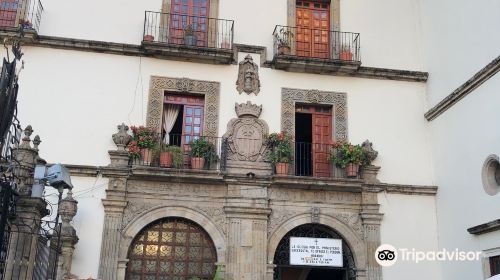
[268,213,366,273]
[120,205,226,264]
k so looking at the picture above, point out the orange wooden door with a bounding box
[312,107,332,177]
[0,0,18,27]
[169,0,209,46]
[296,1,330,59]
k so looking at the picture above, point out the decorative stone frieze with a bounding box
[236,54,260,95]
[281,88,348,141]
[223,101,271,175]
[146,76,220,138]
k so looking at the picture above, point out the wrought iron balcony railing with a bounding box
[131,134,363,180]
[0,0,44,33]
[143,11,234,50]
[273,25,361,63]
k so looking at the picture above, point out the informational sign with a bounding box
[290,237,343,267]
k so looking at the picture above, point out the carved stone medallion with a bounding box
[236,55,260,95]
[223,102,271,175]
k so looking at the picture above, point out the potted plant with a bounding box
[156,145,183,168]
[143,34,155,42]
[189,137,217,170]
[266,132,293,175]
[221,36,231,49]
[339,44,353,61]
[19,19,33,30]
[329,142,368,177]
[183,24,197,46]
[275,27,294,55]
[130,126,158,165]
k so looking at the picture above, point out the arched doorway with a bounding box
[125,217,217,280]
[273,223,356,280]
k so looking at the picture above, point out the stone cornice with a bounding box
[0,33,430,82]
[467,219,500,235]
[425,55,500,121]
[370,183,438,196]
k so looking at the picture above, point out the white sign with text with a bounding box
[290,237,343,267]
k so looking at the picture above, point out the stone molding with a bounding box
[267,213,369,279]
[120,205,227,263]
[467,219,500,235]
[146,76,220,137]
[425,55,500,121]
[281,87,348,141]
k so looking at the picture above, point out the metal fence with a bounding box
[0,0,44,33]
[143,11,234,50]
[273,25,361,62]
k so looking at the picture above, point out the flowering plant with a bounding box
[266,132,293,163]
[329,141,368,168]
[130,126,158,149]
[127,140,141,159]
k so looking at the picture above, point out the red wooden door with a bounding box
[169,0,210,46]
[0,0,18,27]
[312,106,332,177]
[296,0,330,59]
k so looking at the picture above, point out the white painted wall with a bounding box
[37,0,424,70]
[69,176,108,279]
[18,47,433,186]
[379,193,441,280]
[419,0,500,279]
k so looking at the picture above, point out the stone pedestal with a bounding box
[56,191,79,280]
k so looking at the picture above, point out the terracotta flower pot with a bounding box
[143,35,154,42]
[140,148,153,166]
[160,152,173,168]
[275,163,290,175]
[340,51,353,61]
[345,163,360,177]
[278,45,291,55]
[191,157,205,170]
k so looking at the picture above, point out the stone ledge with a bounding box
[467,219,500,235]
[425,55,500,121]
[372,183,438,196]
[272,55,428,82]
[271,175,364,192]
[10,34,235,65]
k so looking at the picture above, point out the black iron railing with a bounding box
[143,11,234,50]
[0,0,44,33]
[131,134,226,172]
[273,25,361,63]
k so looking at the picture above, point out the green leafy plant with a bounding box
[329,142,368,168]
[189,138,218,162]
[130,126,158,149]
[154,144,184,168]
[266,132,293,164]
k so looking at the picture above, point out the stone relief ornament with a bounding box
[112,123,132,151]
[223,102,271,175]
[361,140,378,163]
[236,55,260,95]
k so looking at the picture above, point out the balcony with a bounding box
[142,11,234,64]
[131,134,373,183]
[272,25,361,74]
[0,0,43,38]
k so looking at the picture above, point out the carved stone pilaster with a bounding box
[56,191,79,280]
[224,205,271,280]
[12,125,39,196]
[98,177,128,280]
[361,191,383,280]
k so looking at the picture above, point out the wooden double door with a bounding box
[169,0,210,47]
[296,105,332,178]
[296,0,330,59]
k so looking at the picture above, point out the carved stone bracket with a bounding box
[281,88,348,141]
[146,76,220,138]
